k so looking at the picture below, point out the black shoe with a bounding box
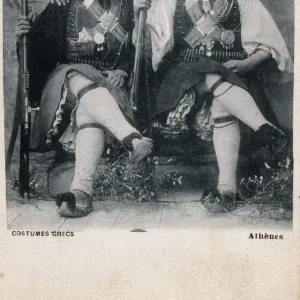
[56,192,90,218]
[201,188,237,213]
[255,124,288,158]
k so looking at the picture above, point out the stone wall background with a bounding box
[3,0,295,158]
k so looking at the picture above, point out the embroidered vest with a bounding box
[65,0,129,70]
[174,0,245,63]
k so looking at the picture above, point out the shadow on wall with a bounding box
[3,0,295,157]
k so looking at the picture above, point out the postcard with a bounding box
[0,0,299,299]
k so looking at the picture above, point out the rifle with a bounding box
[129,9,147,113]
[6,0,31,201]
[129,9,153,137]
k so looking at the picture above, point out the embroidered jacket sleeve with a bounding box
[238,0,293,75]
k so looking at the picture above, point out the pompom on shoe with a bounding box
[56,190,93,218]
[201,188,242,213]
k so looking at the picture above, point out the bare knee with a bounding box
[68,73,94,97]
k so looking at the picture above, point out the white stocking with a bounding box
[79,87,139,141]
[68,73,139,142]
[70,127,105,196]
[213,83,270,131]
[213,121,240,195]
[205,74,271,131]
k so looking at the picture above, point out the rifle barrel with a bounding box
[19,0,30,201]
[21,0,29,73]
[129,9,147,110]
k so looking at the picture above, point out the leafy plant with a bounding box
[93,154,156,202]
[237,157,293,219]
[92,154,185,202]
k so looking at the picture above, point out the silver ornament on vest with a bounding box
[221,30,235,49]
[94,32,105,52]
[184,0,238,53]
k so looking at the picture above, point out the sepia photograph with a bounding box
[3,0,294,231]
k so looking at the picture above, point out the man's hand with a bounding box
[15,13,33,39]
[134,0,152,16]
[50,0,69,6]
[223,49,272,75]
[223,60,253,75]
[103,70,128,88]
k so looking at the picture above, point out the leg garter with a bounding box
[79,123,105,131]
[214,116,237,128]
[77,83,99,100]
[210,78,234,97]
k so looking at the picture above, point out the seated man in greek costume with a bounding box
[136,0,293,212]
[15,0,153,218]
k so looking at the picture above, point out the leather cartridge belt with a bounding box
[178,48,247,63]
[66,55,115,70]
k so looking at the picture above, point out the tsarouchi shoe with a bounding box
[56,191,93,218]
[255,124,288,158]
[201,188,240,213]
[129,137,153,163]
[122,132,153,163]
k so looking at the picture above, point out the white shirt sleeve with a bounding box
[146,0,177,71]
[238,0,293,75]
